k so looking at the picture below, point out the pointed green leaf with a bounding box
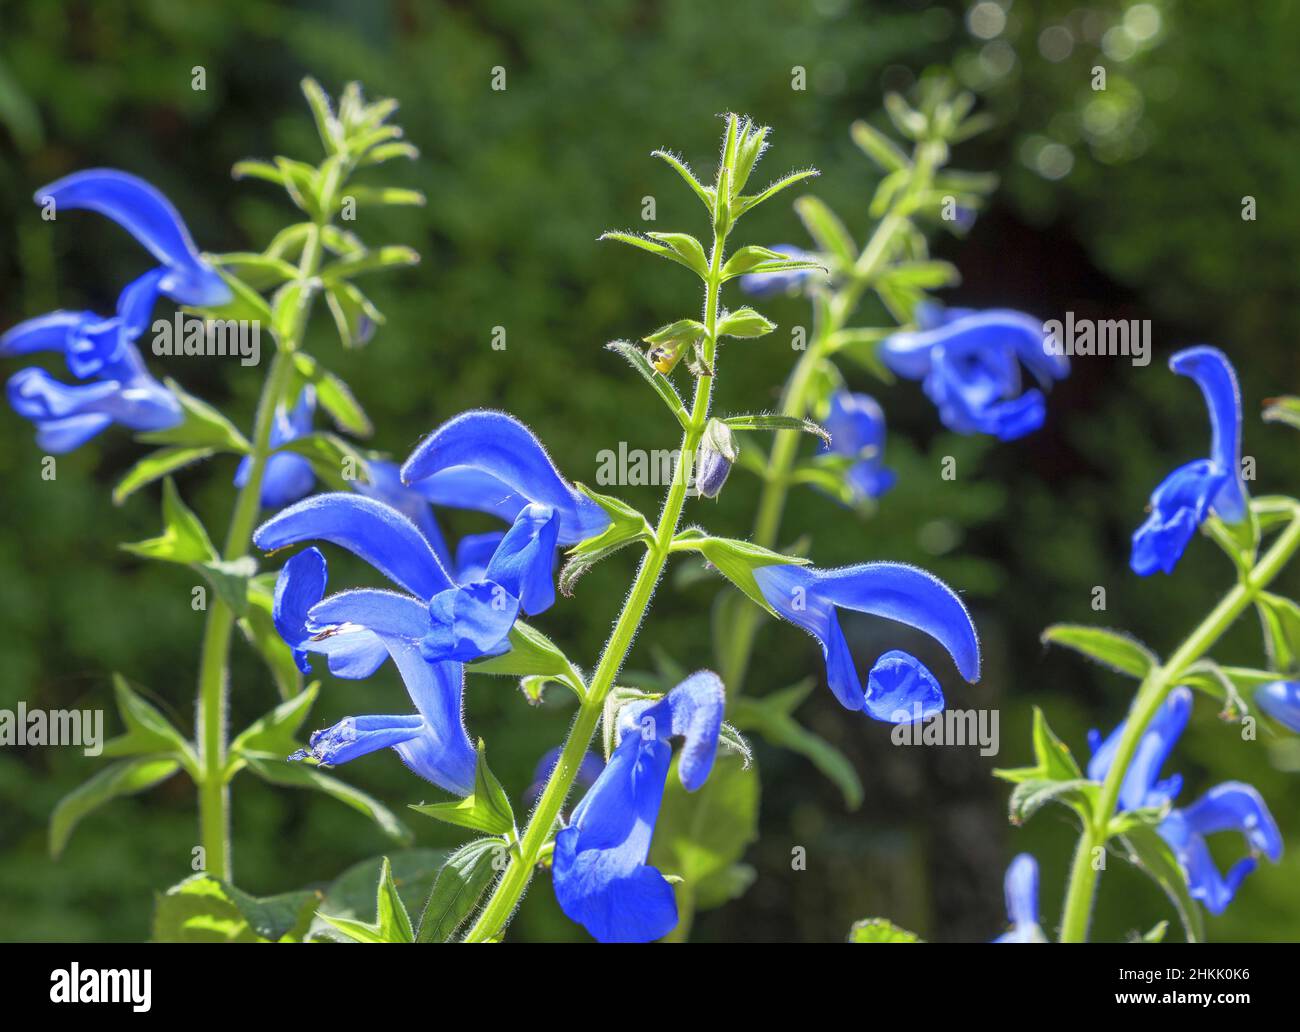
[138,379,251,452]
[1041,624,1158,679]
[113,446,216,506]
[848,918,923,942]
[724,413,831,445]
[849,120,910,171]
[121,477,216,564]
[716,307,776,339]
[50,758,181,858]
[793,196,856,265]
[670,529,807,616]
[416,838,506,942]
[410,740,514,836]
[1120,825,1205,943]
[605,340,689,427]
[242,754,411,844]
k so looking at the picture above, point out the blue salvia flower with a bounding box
[1088,687,1282,914]
[821,390,895,502]
[737,244,819,297]
[993,853,1046,943]
[1255,681,1300,733]
[2,273,182,451]
[257,490,559,673]
[36,169,231,307]
[2,169,232,451]
[271,543,475,796]
[354,458,454,570]
[235,387,317,510]
[552,671,724,943]
[401,410,611,546]
[1130,346,1246,577]
[880,305,1068,440]
[752,562,980,720]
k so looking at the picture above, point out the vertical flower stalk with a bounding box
[463,116,816,942]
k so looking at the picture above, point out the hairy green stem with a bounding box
[1058,512,1300,942]
[195,220,326,880]
[463,220,731,943]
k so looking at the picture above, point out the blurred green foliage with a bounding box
[0,0,1298,943]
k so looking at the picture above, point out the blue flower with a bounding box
[1255,681,1300,733]
[1130,346,1246,577]
[401,410,610,546]
[2,271,182,452]
[257,488,559,670]
[273,544,474,796]
[36,169,231,307]
[354,458,453,571]
[752,561,980,719]
[821,390,895,502]
[880,306,1068,440]
[994,853,1045,943]
[737,244,819,297]
[235,387,316,510]
[552,671,724,942]
[1088,686,1282,914]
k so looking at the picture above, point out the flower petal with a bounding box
[863,650,944,723]
[292,713,425,766]
[253,493,454,599]
[422,581,520,663]
[620,670,726,791]
[1169,345,1246,523]
[400,410,610,545]
[454,531,505,583]
[354,459,453,571]
[1255,681,1300,733]
[37,169,230,307]
[483,503,559,615]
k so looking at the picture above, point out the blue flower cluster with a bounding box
[1,170,229,451]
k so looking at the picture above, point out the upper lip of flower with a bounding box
[399,409,612,545]
[35,168,232,308]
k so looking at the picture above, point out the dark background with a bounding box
[1,0,1298,942]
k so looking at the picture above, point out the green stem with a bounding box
[463,219,731,943]
[1058,511,1300,942]
[195,221,326,881]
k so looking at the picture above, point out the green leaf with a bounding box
[214,252,299,291]
[152,874,317,943]
[849,119,910,171]
[670,528,807,617]
[1006,777,1096,826]
[340,185,426,208]
[292,352,372,436]
[301,76,343,152]
[187,267,274,325]
[137,379,251,453]
[557,484,655,598]
[724,413,831,445]
[734,168,820,216]
[716,307,776,339]
[113,446,216,506]
[883,260,960,289]
[270,279,315,346]
[376,857,416,942]
[1120,825,1204,943]
[325,280,384,348]
[848,917,923,943]
[1138,921,1169,944]
[273,157,322,218]
[1041,624,1159,679]
[729,679,863,809]
[307,849,445,942]
[410,740,515,836]
[101,674,198,775]
[993,707,1084,787]
[230,683,319,762]
[1255,592,1300,672]
[793,196,856,265]
[242,754,411,844]
[651,149,714,211]
[649,753,759,915]
[321,245,420,282]
[646,232,710,277]
[121,477,216,564]
[416,838,506,942]
[605,340,689,427]
[720,244,825,280]
[275,432,370,491]
[468,621,583,695]
[1262,395,1300,431]
[643,318,708,348]
[50,757,181,859]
